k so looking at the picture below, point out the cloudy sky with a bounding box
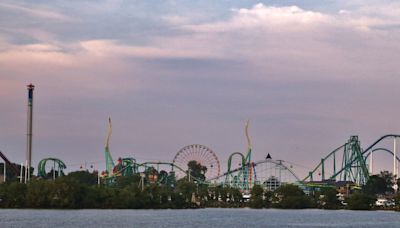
[1,0,400,178]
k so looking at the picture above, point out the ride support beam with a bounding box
[321,158,325,180]
[333,153,336,177]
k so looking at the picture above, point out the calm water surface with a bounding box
[0,208,399,227]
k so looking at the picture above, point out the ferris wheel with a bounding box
[173,144,221,180]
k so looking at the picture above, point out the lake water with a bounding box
[0,208,399,227]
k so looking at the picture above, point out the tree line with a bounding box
[0,171,312,209]
[1,169,400,210]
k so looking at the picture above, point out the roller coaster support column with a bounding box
[394,138,398,191]
[333,153,336,176]
[139,173,145,191]
[20,163,23,183]
[98,168,100,185]
[53,160,55,180]
[369,149,373,175]
[321,159,325,180]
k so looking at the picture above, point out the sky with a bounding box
[1,0,400,178]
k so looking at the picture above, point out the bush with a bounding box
[346,192,375,210]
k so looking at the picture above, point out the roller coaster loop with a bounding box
[37,158,67,179]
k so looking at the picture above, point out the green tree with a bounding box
[95,186,117,208]
[227,186,243,207]
[274,184,313,209]
[215,185,228,203]
[176,179,196,204]
[115,174,140,188]
[158,185,174,208]
[318,188,340,209]
[50,177,85,208]
[263,190,273,208]
[249,185,264,208]
[2,182,27,208]
[81,185,100,208]
[66,170,98,185]
[198,183,210,200]
[397,178,400,190]
[112,185,141,209]
[26,180,52,208]
[364,175,387,195]
[346,192,375,210]
[394,192,400,211]
[187,160,207,181]
[379,171,395,193]
[364,171,394,195]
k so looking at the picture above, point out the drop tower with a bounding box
[26,83,34,182]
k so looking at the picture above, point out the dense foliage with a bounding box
[363,171,394,195]
[317,188,341,209]
[1,170,400,210]
[0,172,188,209]
[346,192,376,210]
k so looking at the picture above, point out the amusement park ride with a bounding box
[2,117,400,193]
[91,118,400,192]
[2,116,400,193]
[1,85,400,192]
[40,117,393,193]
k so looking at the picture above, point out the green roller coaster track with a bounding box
[211,158,301,185]
[302,134,400,187]
[224,121,255,191]
[218,134,400,190]
[104,160,207,186]
[101,118,208,186]
[225,152,246,188]
[302,136,369,186]
[37,158,66,179]
[101,115,400,191]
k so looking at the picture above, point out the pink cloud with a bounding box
[0,2,75,22]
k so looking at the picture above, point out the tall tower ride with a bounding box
[26,83,34,182]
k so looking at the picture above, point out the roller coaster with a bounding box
[209,157,300,190]
[5,117,393,194]
[223,121,253,192]
[217,134,400,190]
[95,117,400,192]
[0,150,20,178]
[97,119,302,192]
[2,86,398,191]
[302,134,400,188]
[99,118,208,186]
[37,158,67,179]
